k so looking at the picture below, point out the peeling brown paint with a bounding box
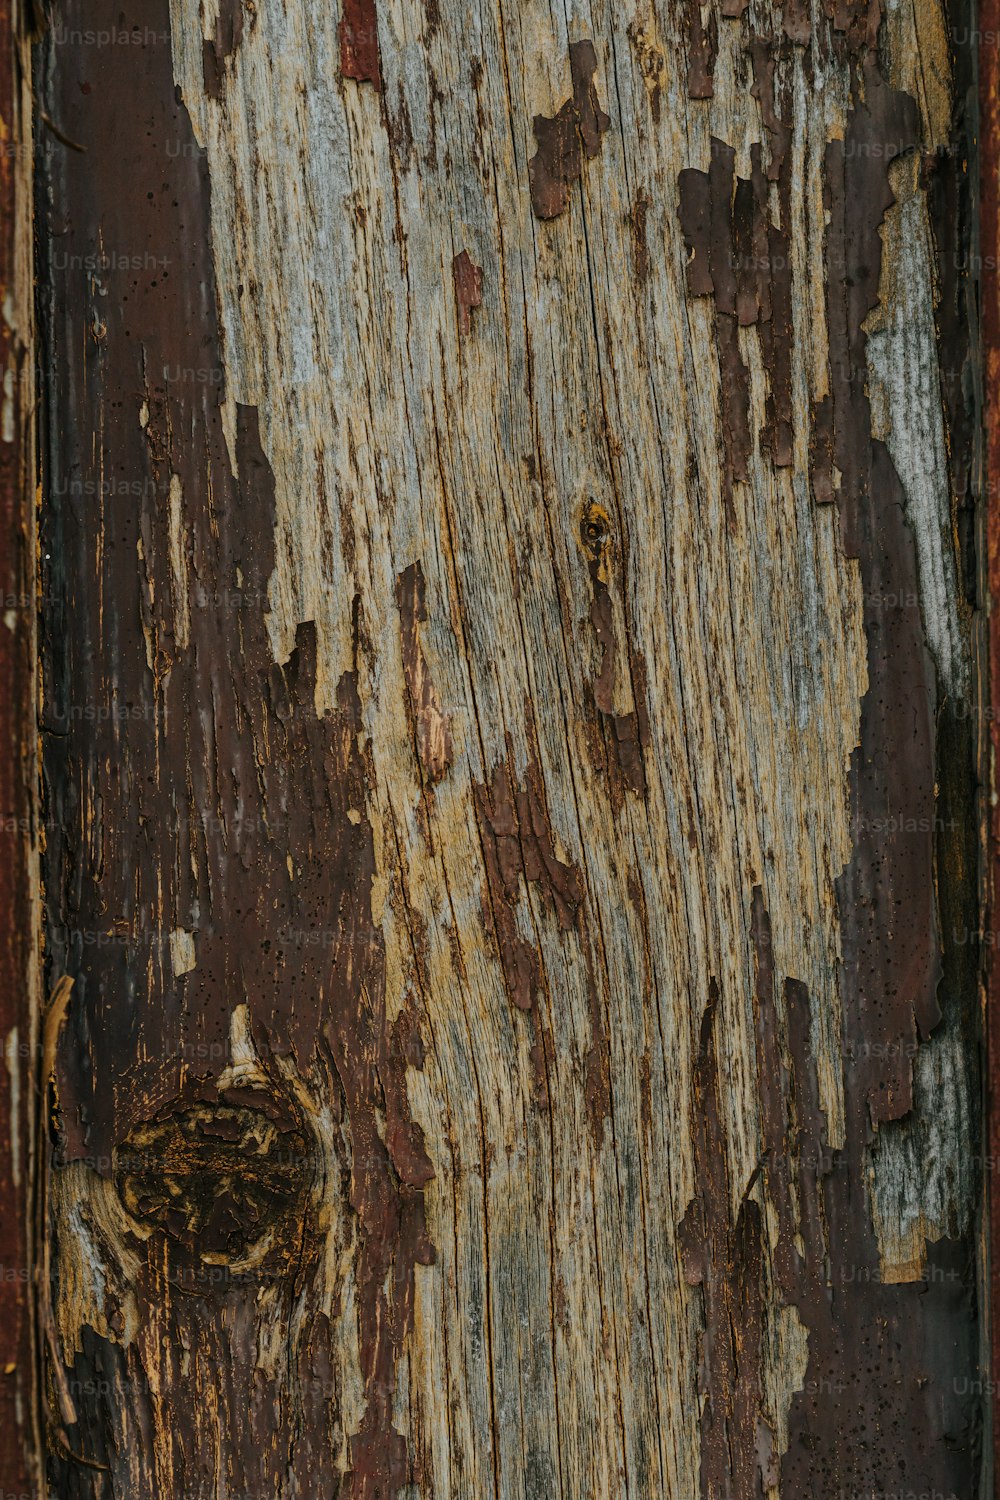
[680,980,766,1499]
[340,0,381,90]
[528,40,610,221]
[689,890,977,1494]
[677,143,751,509]
[677,111,795,492]
[820,66,939,1127]
[607,693,650,801]
[580,501,650,798]
[629,187,650,286]
[748,38,794,465]
[780,0,811,42]
[677,164,713,298]
[750,891,831,1310]
[823,0,882,52]
[749,36,791,183]
[38,2,433,1491]
[716,314,751,505]
[472,728,610,1132]
[809,393,835,505]
[452,249,483,336]
[685,0,717,99]
[473,737,583,1015]
[764,61,978,1493]
[396,561,453,783]
[202,0,244,99]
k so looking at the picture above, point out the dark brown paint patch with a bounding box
[472,732,610,1132]
[340,0,381,90]
[716,313,751,499]
[809,392,835,506]
[749,36,791,183]
[680,981,766,1498]
[580,501,650,799]
[396,561,453,783]
[685,0,717,98]
[677,108,795,499]
[528,39,610,221]
[820,65,940,1127]
[452,248,482,336]
[750,891,830,1308]
[473,738,583,1016]
[747,35,795,465]
[202,0,244,98]
[688,891,977,1495]
[770,67,978,1493]
[823,0,882,51]
[677,144,750,512]
[629,187,650,286]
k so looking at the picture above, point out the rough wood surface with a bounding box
[35,0,983,1494]
[0,0,41,1489]
[981,0,1000,1484]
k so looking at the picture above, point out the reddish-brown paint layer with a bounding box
[685,0,717,98]
[452,249,482,336]
[339,0,381,90]
[528,40,610,221]
[0,0,36,1489]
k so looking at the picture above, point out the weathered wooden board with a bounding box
[35,0,983,1493]
[981,0,1000,1486]
[0,0,41,1489]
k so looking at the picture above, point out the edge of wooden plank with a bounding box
[0,0,41,1489]
[980,2,1000,1488]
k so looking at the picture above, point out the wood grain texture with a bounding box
[981,0,1000,1479]
[35,0,983,1495]
[0,0,40,1488]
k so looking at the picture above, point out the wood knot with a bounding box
[114,1102,317,1291]
[580,500,612,571]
